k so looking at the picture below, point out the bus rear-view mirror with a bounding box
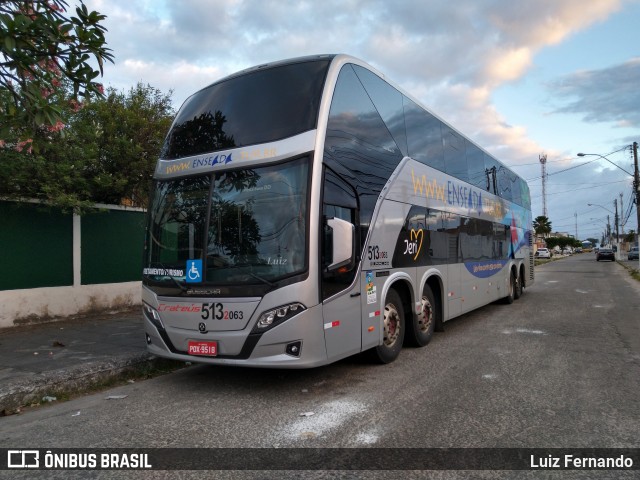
[326,217,355,272]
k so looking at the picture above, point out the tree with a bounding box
[545,237,559,249]
[533,216,552,237]
[546,237,580,250]
[624,230,637,244]
[0,77,87,205]
[70,83,174,206]
[0,82,174,209]
[0,0,113,141]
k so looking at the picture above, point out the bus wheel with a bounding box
[370,289,404,364]
[503,271,516,304]
[514,271,523,300]
[406,286,435,347]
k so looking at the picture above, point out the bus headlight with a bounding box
[143,303,165,330]
[253,303,306,332]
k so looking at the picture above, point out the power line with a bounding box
[511,158,575,167]
[525,146,633,182]
[526,158,598,182]
[530,179,629,199]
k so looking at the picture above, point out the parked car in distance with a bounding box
[536,248,552,259]
[628,246,639,261]
[562,248,572,255]
[596,248,615,261]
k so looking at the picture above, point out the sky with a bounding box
[84,0,640,243]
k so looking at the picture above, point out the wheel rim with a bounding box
[383,302,401,347]
[418,296,433,333]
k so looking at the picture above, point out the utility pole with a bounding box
[539,153,548,218]
[614,199,619,257]
[634,141,639,248]
[614,199,619,242]
[620,192,624,235]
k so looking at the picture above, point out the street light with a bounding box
[588,216,611,247]
[577,152,634,176]
[581,218,607,249]
[588,203,615,249]
[578,143,640,268]
[587,203,613,214]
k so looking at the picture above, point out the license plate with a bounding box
[187,341,218,356]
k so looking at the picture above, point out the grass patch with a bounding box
[534,256,563,266]
[10,358,187,415]
[618,261,640,282]
[64,358,186,397]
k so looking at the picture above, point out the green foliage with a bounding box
[0,82,174,209]
[533,215,552,237]
[72,83,175,206]
[0,3,174,211]
[0,1,114,138]
[545,237,580,250]
[624,230,637,243]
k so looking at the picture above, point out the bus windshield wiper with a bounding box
[220,263,277,288]
[247,272,276,288]
[146,263,187,292]
[168,274,188,292]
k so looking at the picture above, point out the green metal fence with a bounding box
[1,201,73,290]
[0,201,145,290]
[81,208,145,285]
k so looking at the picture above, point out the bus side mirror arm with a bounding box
[326,217,355,272]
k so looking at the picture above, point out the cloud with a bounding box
[115,60,225,107]
[485,0,619,46]
[90,0,624,92]
[548,57,640,127]
[82,0,633,229]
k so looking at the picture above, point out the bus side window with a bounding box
[322,168,359,300]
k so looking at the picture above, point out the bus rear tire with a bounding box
[369,288,404,364]
[406,286,435,347]
[514,270,523,300]
[503,271,516,304]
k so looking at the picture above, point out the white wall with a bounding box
[0,282,141,329]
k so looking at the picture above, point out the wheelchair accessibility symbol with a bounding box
[185,259,202,283]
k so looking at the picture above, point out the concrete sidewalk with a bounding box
[0,308,167,414]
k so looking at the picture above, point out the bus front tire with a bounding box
[406,286,436,347]
[370,288,404,364]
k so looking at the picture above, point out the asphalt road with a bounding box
[1,253,639,479]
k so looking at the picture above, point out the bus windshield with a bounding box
[145,158,309,287]
[160,59,331,160]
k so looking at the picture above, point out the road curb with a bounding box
[0,352,162,415]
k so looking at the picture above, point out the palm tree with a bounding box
[533,216,552,238]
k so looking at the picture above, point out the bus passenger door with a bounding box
[321,168,361,361]
[322,216,361,360]
[322,277,361,361]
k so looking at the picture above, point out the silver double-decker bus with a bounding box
[142,54,533,368]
